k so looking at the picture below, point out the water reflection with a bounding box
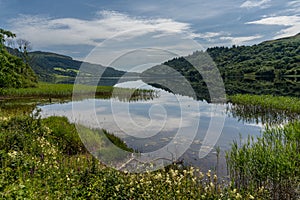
[39,80,264,174]
[227,103,300,125]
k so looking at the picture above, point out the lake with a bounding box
[39,80,267,175]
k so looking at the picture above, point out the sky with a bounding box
[0,0,299,69]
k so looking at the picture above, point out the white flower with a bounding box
[8,151,18,158]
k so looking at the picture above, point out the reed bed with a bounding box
[229,94,300,114]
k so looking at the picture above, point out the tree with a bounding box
[16,38,32,63]
[0,28,37,88]
[16,38,32,53]
[0,28,16,46]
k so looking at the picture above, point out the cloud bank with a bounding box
[240,0,271,9]
[9,11,198,49]
[247,15,300,38]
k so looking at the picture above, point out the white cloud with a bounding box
[240,0,271,9]
[220,35,263,45]
[197,32,223,39]
[8,11,197,49]
[247,15,300,38]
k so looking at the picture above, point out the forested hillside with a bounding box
[142,33,300,100]
[4,48,137,84]
[27,51,133,83]
[207,33,300,77]
[0,29,37,88]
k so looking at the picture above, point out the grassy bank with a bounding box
[228,94,300,114]
[0,82,157,102]
[0,82,110,98]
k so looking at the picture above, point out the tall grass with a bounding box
[0,82,156,101]
[226,122,300,199]
[229,94,300,114]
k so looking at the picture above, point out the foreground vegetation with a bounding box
[0,105,298,199]
[227,122,300,199]
[0,113,263,199]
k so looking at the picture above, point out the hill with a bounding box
[142,33,300,101]
[6,48,139,84]
[207,33,300,77]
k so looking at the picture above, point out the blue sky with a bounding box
[1,0,299,68]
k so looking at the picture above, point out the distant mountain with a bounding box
[142,33,300,100]
[6,48,139,85]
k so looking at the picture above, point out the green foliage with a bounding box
[142,33,300,101]
[0,47,38,88]
[229,94,300,114]
[0,28,37,88]
[103,129,135,153]
[207,33,300,77]
[0,28,16,45]
[226,122,300,199]
[0,109,263,199]
[42,116,87,155]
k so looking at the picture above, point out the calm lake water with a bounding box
[39,80,265,174]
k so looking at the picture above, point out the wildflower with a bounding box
[192,177,197,183]
[130,187,135,193]
[8,151,18,158]
[213,174,218,182]
[249,194,255,199]
[199,172,204,179]
[236,193,242,199]
[206,170,211,177]
[154,173,162,180]
[258,186,264,193]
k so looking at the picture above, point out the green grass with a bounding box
[229,94,300,114]
[0,82,156,101]
[226,122,300,199]
[0,82,111,98]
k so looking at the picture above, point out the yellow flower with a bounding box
[8,150,18,158]
[213,174,218,181]
[206,170,211,177]
[235,193,242,199]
